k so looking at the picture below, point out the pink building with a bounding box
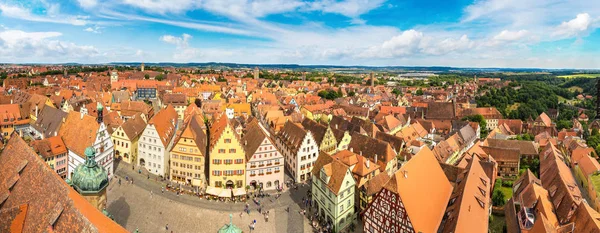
[31,136,69,179]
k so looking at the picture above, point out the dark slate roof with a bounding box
[426,102,455,120]
[31,105,68,138]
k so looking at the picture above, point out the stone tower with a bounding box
[110,71,118,84]
[70,147,109,211]
[97,102,104,123]
[596,79,600,119]
[370,72,375,87]
[141,62,145,72]
[254,67,259,80]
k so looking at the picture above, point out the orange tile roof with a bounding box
[384,147,453,232]
[0,136,127,233]
[58,112,99,157]
[148,105,178,147]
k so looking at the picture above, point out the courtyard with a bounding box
[107,162,313,233]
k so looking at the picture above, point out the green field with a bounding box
[494,178,513,200]
[557,74,600,78]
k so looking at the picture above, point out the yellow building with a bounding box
[170,115,207,188]
[222,103,251,119]
[112,115,146,164]
[208,115,246,189]
[0,104,29,138]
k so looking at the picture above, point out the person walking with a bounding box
[165,224,169,230]
[150,190,153,198]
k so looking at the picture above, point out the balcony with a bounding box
[274,162,281,165]
[250,174,256,177]
[258,173,264,176]
[266,163,273,166]
[266,172,272,175]
[274,170,280,173]
[250,165,256,168]
[258,164,265,167]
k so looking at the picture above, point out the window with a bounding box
[225,139,231,143]
[229,149,236,153]
[218,149,226,153]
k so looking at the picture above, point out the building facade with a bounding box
[111,115,146,164]
[312,152,356,232]
[59,111,114,179]
[208,115,246,189]
[170,115,207,189]
[137,105,178,176]
[276,121,319,183]
[243,120,284,191]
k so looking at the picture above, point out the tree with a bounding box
[462,114,488,137]
[155,74,164,81]
[348,91,356,97]
[144,74,150,79]
[415,89,424,96]
[492,190,506,206]
[392,88,402,96]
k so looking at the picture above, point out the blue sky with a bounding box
[0,0,599,68]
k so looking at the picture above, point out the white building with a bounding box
[137,105,178,177]
[243,120,284,191]
[275,121,319,183]
[59,111,114,179]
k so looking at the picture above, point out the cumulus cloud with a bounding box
[552,13,596,38]
[0,30,99,62]
[357,30,474,58]
[160,33,201,61]
[84,26,103,34]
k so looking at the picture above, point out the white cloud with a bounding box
[0,29,99,62]
[552,13,595,38]
[160,33,201,61]
[493,29,529,41]
[84,26,103,33]
[77,0,98,9]
[0,3,89,26]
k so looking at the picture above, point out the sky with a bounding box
[0,0,599,68]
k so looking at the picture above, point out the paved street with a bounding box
[107,161,313,233]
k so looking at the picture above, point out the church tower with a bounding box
[141,62,145,72]
[69,147,109,211]
[254,67,259,80]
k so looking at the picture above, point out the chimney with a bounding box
[80,111,84,119]
[403,170,408,179]
[365,159,370,168]
[35,105,38,118]
[350,147,353,153]
[374,154,378,164]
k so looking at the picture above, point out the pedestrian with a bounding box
[150,190,153,198]
[162,187,164,193]
[118,178,121,186]
[240,212,243,218]
[165,224,169,230]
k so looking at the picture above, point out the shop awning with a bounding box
[233,188,246,196]
[206,187,220,196]
[218,189,232,198]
